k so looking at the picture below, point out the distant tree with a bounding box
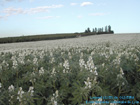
[85,29,88,33]
[108,25,111,32]
[98,28,100,33]
[92,28,95,33]
[95,28,97,33]
[98,28,102,33]
[87,27,91,33]
[101,27,103,32]
[105,26,108,32]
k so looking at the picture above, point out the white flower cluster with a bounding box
[84,77,92,89]
[28,86,34,96]
[50,57,55,63]
[51,90,59,105]
[63,60,69,73]
[17,87,24,102]
[51,68,56,76]
[120,68,124,75]
[87,56,97,73]
[112,56,121,65]
[2,60,9,67]
[17,53,25,65]
[117,68,124,79]
[8,85,15,103]
[117,68,125,86]
[39,67,45,76]
[30,71,36,83]
[17,86,34,102]
[33,57,38,65]
[0,83,2,88]
[63,60,69,69]
[8,85,14,92]
[11,56,18,69]
[79,58,85,68]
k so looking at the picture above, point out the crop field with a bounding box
[0,33,140,105]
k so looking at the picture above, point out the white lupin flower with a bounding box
[12,59,18,68]
[50,57,55,63]
[102,63,105,67]
[86,56,96,71]
[17,87,24,102]
[63,60,69,70]
[55,90,59,98]
[39,67,44,75]
[94,70,98,76]
[51,90,59,105]
[79,58,85,68]
[51,68,56,75]
[54,101,57,105]
[28,86,34,96]
[8,85,14,92]
[33,57,38,64]
[120,68,124,75]
[91,51,94,55]
[84,77,92,89]
[0,83,2,88]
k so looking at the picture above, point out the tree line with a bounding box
[85,25,114,34]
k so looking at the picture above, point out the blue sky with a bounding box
[0,0,140,37]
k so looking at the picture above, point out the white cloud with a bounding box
[89,13,105,16]
[26,5,63,14]
[3,7,24,15]
[81,2,93,6]
[70,3,77,6]
[2,4,63,16]
[26,6,49,14]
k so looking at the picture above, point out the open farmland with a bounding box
[0,33,140,105]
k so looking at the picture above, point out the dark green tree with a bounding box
[87,27,91,33]
[95,28,97,33]
[108,25,111,32]
[105,26,108,32]
[92,28,95,33]
[101,27,103,32]
[85,29,88,33]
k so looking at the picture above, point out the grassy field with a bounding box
[0,33,140,105]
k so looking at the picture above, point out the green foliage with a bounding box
[0,43,139,104]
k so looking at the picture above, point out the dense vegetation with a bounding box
[0,25,114,44]
[0,35,140,104]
